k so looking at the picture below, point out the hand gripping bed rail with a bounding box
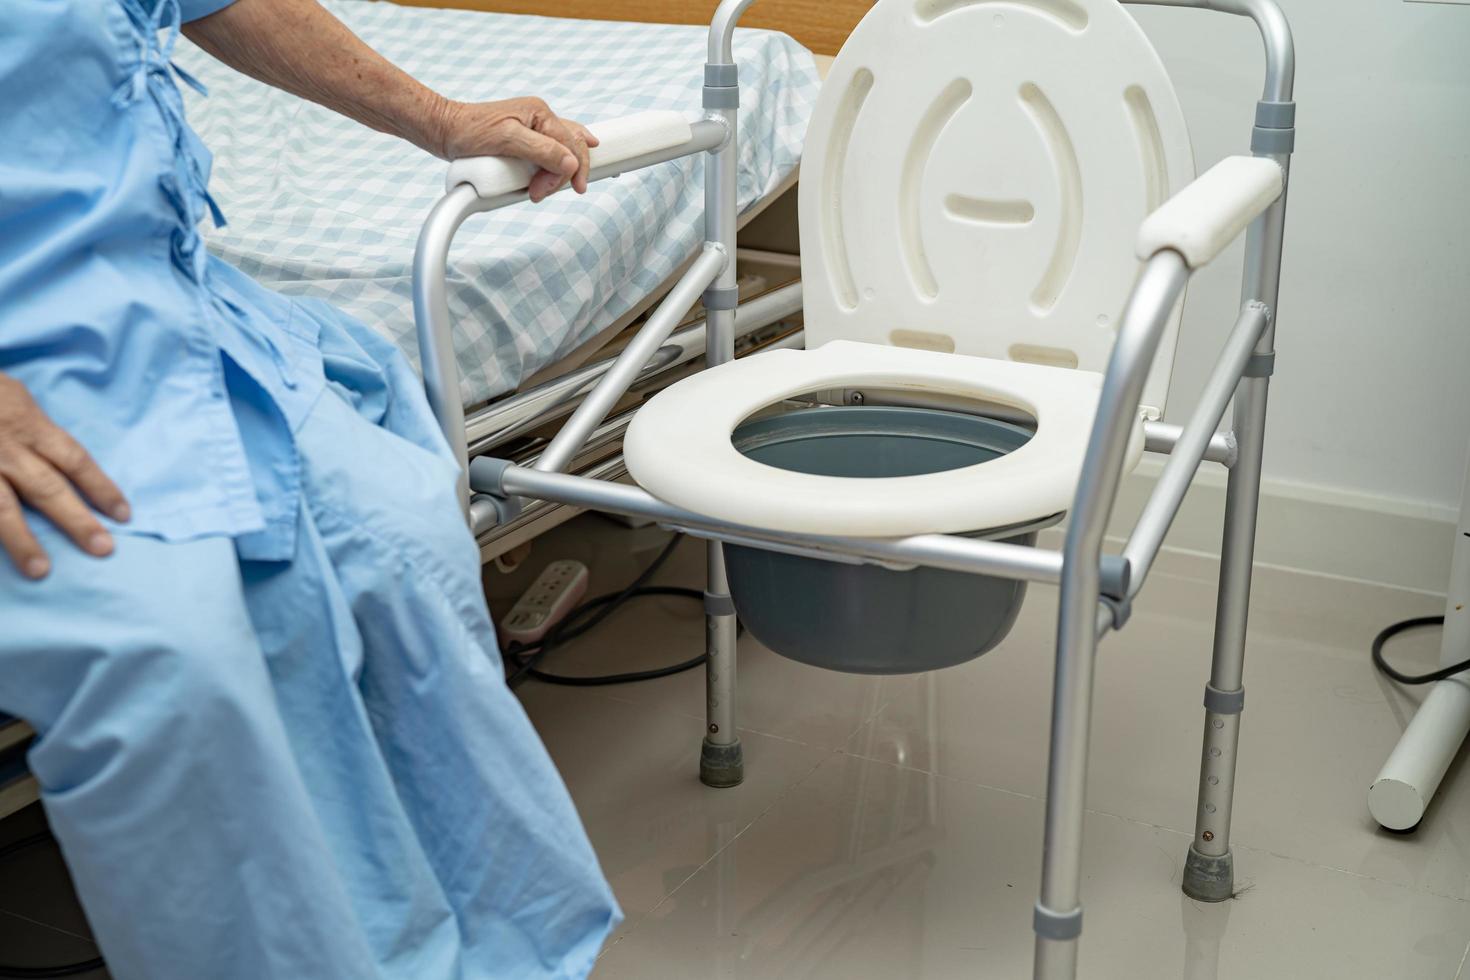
[446,111,704,197]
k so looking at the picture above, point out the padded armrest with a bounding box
[1136,156,1284,269]
[445,110,695,197]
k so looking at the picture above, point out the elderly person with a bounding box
[0,0,619,977]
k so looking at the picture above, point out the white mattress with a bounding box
[176,0,820,406]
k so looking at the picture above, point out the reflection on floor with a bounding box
[489,514,1470,979]
[2,512,1466,978]
[0,804,108,979]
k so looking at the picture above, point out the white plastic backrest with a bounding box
[1136,156,1283,268]
[798,0,1195,418]
[446,110,693,196]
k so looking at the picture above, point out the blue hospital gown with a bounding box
[0,1,620,977]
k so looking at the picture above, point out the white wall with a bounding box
[1131,0,1470,521]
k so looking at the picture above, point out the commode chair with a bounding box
[413,0,1296,975]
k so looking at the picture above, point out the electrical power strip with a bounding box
[499,560,590,645]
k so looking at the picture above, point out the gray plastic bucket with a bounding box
[724,406,1060,674]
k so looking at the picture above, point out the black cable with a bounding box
[1371,615,1461,685]
[0,833,105,979]
[521,587,711,686]
[503,534,730,688]
[504,532,684,686]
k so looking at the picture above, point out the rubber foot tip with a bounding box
[1181,846,1234,902]
[700,736,744,788]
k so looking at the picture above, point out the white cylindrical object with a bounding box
[1368,441,1470,831]
[1369,677,1470,830]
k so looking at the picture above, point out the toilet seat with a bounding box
[623,340,1144,537]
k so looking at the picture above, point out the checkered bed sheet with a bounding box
[176,0,818,407]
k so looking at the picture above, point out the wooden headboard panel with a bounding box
[388,0,873,56]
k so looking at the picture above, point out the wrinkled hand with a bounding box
[0,373,129,579]
[432,97,600,203]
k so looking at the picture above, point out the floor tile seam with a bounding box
[835,749,1049,806]
[1231,843,1470,903]
[517,686,636,711]
[611,744,845,943]
[804,752,1470,904]
[1083,807,1470,904]
[734,726,846,751]
[0,906,98,945]
[719,684,895,750]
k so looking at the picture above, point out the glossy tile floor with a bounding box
[2,514,1466,978]
[488,516,1470,979]
[0,804,108,978]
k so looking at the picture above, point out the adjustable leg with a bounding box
[1183,370,1270,901]
[701,539,743,787]
[698,42,742,788]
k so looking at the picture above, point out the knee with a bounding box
[85,593,268,725]
[124,617,259,701]
[28,613,279,798]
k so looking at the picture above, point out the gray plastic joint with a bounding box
[1254,100,1296,129]
[704,591,736,617]
[468,456,514,496]
[466,457,522,523]
[1243,351,1276,378]
[487,494,522,525]
[1100,594,1132,631]
[703,85,739,109]
[704,63,738,86]
[702,285,740,310]
[1033,903,1082,941]
[1204,683,1245,715]
[1251,125,1294,155]
[1252,100,1295,155]
[702,62,739,110]
[1098,555,1131,601]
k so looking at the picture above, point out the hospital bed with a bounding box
[417,0,1299,977]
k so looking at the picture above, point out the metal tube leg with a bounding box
[1031,252,1192,980]
[1033,582,1102,979]
[698,36,743,786]
[701,539,744,787]
[1183,70,1294,898]
[1183,373,1269,901]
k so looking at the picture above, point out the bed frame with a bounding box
[387,0,874,56]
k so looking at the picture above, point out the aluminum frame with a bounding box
[411,0,1295,975]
